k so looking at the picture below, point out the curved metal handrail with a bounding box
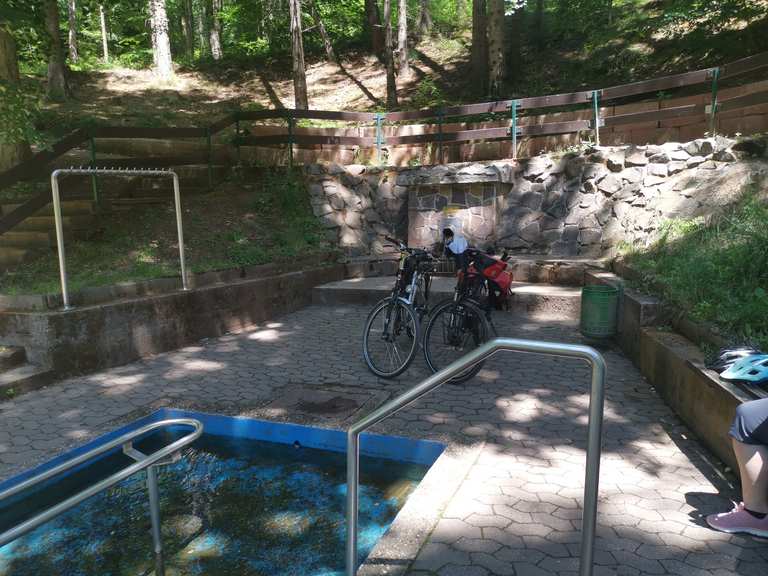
[0,417,203,559]
[346,338,606,576]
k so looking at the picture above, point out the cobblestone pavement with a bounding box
[1,304,766,575]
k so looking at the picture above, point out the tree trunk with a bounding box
[67,0,79,63]
[308,0,335,62]
[44,0,70,101]
[508,2,525,89]
[397,0,409,75]
[383,0,398,108]
[0,26,31,171]
[198,0,210,56]
[149,0,174,79]
[288,0,309,109]
[487,0,505,97]
[208,0,223,60]
[418,0,433,38]
[534,0,544,48]
[99,4,109,62]
[470,0,488,95]
[365,0,384,56]
[181,0,194,59]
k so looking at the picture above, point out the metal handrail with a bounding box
[0,418,203,576]
[346,337,607,576]
[51,167,188,310]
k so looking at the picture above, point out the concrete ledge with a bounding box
[638,328,750,471]
[0,264,345,376]
[0,253,339,312]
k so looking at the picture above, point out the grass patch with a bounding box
[625,182,768,349]
[0,169,334,295]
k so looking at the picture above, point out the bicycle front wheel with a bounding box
[423,299,490,383]
[362,297,420,378]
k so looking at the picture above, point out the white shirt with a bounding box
[446,234,468,255]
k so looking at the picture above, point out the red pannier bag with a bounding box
[482,259,513,294]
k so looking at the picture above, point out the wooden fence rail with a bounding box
[0,51,766,238]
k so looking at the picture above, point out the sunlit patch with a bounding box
[181,532,229,559]
[266,322,283,329]
[262,512,311,537]
[248,329,281,342]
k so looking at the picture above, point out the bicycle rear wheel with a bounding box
[362,297,419,378]
[423,299,490,384]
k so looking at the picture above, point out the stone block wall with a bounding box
[306,136,767,257]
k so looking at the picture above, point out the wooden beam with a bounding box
[715,90,768,113]
[603,104,703,126]
[602,69,713,101]
[720,52,768,80]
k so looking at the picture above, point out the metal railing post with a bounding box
[346,337,606,576]
[50,170,72,310]
[509,100,518,159]
[374,112,385,165]
[592,90,601,146]
[172,172,189,290]
[147,465,165,576]
[287,116,295,168]
[88,138,100,207]
[437,108,445,164]
[709,67,720,135]
[206,128,214,188]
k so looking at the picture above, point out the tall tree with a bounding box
[198,0,210,56]
[487,0,505,97]
[508,2,525,88]
[288,0,309,109]
[149,0,174,79]
[308,0,336,62]
[208,0,223,60]
[98,3,109,62]
[418,0,433,38]
[44,0,70,100]
[66,0,79,63]
[181,0,195,59]
[397,0,409,75]
[364,0,384,56]
[534,0,544,49]
[470,0,488,95]
[0,26,31,171]
[383,0,398,108]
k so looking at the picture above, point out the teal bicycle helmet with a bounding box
[720,355,768,385]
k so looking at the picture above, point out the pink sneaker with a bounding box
[706,502,768,538]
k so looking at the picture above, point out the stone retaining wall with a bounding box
[307,137,767,256]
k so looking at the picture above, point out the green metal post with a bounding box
[89,137,100,207]
[375,112,385,165]
[287,117,295,168]
[709,67,720,135]
[437,109,445,164]
[592,91,601,146]
[206,128,213,189]
[509,100,518,159]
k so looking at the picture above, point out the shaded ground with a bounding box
[0,303,765,575]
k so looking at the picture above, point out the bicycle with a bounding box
[362,236,435,378]
[422,247,513,384]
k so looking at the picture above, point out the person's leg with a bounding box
[707,398,768,536]
[733,438,768,514]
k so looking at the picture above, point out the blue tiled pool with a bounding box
[0,408,444,575]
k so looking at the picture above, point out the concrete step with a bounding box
[0,231,55,249]
[312,276,582,319]
[0,346,26,371]
[15,215,96,232]
[0,364,55,399]
[1,200,96,217]
[0,246,29,267]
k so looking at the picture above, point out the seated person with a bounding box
[707,398,768,537]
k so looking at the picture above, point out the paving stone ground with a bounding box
[1,303,766,575]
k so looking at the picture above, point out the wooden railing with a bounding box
[0,51,767,237]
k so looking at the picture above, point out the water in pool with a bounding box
[0,430,429,576]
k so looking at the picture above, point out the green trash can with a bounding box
[580,284,619,339]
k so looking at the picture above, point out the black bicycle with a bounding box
[422,248,511,383]
[362,236,435,378]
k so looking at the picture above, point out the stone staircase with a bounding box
[0,346,54,399]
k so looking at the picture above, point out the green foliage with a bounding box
[411,76,448,109]
[626,186,768,349]
[0,80,45,147]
